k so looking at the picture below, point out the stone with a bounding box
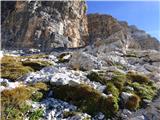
[123,109,132,116]
[69,51,103,71]
[93,112,105,120]
[0,51,3,59]
[0,78,23,92]
[130,115,145,120]
[125,86,134,91]
[121,92,133,103]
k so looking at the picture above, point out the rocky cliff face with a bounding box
[128,25,160,51]
[2,2,159,52]
[87,14,160,51]
[1,1,88,51]
[87,14,127,50]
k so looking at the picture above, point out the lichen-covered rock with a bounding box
[1,1,88,51]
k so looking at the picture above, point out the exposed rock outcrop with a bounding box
[1,1,88,51]
[87,14,128,51]
[87,14,160,51]
[129,25,160,51]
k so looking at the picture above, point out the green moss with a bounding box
[87,70,126,94]
[29,82,49,102]
[1,81,8,87]
[31,91,43,102]
[63,111,79,118]
[125,51,137,57]
[104,82,119,98]
[127,72,149,84]
[126,94,140,110]
[110,71,126,91]
[31,82,49,91]
[1,56,34,81]
[1,66,33,81]
[29,108,44,120]
[87,70,157,111]
[1,55,52,81]
[52,84,118,118]
[87,71,107,85]
[22,54,49,59]
[22,60,52,71]
[130,82,156,100]
[99,96,119,118]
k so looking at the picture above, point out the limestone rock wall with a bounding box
[1,1,88,51]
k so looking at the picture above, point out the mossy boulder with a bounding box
[52,84,118,118]
[87,70,157,111]
[87,70,126,91]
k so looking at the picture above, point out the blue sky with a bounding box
[87,1,160,40]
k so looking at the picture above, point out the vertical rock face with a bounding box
[1,1,88,51]
[87,14,160,51]
[87,14,131,51]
